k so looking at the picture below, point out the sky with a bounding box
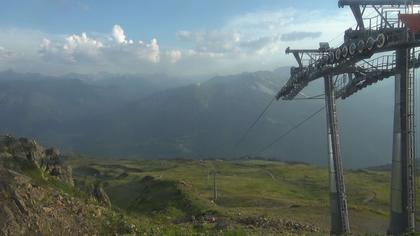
[0,0,356,78]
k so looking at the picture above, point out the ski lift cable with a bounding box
[257,105,326,154]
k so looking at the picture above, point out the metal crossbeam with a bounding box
[277,35,420,101]
[337,50,420,98]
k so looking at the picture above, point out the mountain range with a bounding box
[0,69,418,168]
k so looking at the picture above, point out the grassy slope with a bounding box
[66,158,419,235]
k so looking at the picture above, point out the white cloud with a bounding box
[280,31,322,41]
[137,38,160,63]
[0,8,355,76]
[112,24,127,44]
[40,38,50,49]
[166,49,182,63]
[176,30,193,41]
[40,32,103,63]
[0,46,15,60]
[169,8,354,76]
[173,9,351,64]
[196,30,241,54]
[39,37,69,62]
[64,33,103,59]
[39,25,160,66]
[65,33,103,51]
[226,9,298,38]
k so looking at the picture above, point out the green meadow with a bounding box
[66,157,420,235]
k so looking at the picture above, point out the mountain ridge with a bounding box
[0,68,416,168]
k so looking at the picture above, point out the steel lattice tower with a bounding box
[276,0,420,234]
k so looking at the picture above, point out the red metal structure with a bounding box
[399,14,420,32]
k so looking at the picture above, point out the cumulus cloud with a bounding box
[0,8,354,76]
[40,32,103,62]
[166,50,182,63]
[39,25,160,66]
[112,24,127,44]
[39,38,69,62]
[137,38,160,63]
[64,33,103,57]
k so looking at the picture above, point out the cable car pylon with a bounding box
[275,0,420,234]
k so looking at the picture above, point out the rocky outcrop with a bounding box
[0,166,106,235]
[0,135,137,235]
[0,135,74,186]
[43,148,74,186]
[92,183,111,207]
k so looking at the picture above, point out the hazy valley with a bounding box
[0,69,416,168]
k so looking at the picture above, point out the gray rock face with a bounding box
[0,136,44,166]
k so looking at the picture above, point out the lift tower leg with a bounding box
[324,76,350,235]
[389,48,416,234]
